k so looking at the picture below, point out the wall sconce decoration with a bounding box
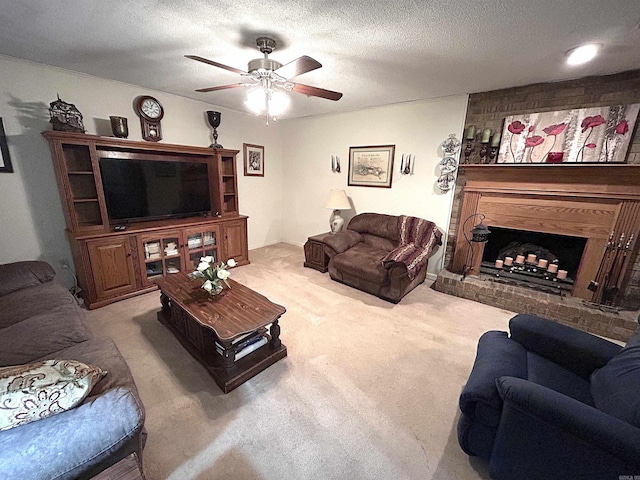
[437,134,461,193]
[331,155,341,173]
[399,154,415,175]
[462,213,491,280]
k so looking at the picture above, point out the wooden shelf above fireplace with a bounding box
[453,164,640,301]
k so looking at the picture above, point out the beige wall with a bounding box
[279,96,469,277]
[0,55,283,283]
[0,54,468,285]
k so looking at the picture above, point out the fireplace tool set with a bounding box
[585,231,634,312]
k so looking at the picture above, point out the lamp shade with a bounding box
[325,189,350,210]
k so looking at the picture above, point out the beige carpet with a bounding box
[86,243,517,480]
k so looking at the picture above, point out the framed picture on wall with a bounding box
[348,145,395,188]
[497,103,640,164]
[0,118,13,173]
[243,143,265,177]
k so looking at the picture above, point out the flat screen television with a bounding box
[99,157,211,223]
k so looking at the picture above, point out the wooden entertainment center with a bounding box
[43,131,249,309]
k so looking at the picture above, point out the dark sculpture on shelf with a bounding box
[207,111,223,148]
[49,95,84,133]
[109,116,129,138]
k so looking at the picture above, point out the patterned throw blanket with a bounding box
[382,216,442,280]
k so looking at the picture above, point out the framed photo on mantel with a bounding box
[0,118,13,173]
[243,143,264,177]
[348,145,395,188]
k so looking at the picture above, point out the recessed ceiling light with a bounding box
[566,44,600,65]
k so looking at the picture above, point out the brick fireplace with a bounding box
[433,70,640,341]
[451,164,639,301]
[432,163,640,341]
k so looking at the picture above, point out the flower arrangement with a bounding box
[189,256,236,296]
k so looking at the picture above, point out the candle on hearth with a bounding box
[490,131,501,147]
[495,259,504,268]
[537,259,548,268]
[547,264,558,273]
[526,253,537,263]
[515,255,525,264]
[504,256,513,266]
[557,270,568,280]
[465,125,476,140]
[481,128,492,143]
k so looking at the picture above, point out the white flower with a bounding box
[227,258,237,267]
[197,261,210,272]
[202,280,213,292]
[217,269,230,280]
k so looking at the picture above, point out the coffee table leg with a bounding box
[270,320,281,349]
[220,341,235,367]
[160,292,170,313]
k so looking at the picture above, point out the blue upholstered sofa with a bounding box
[458,313,640,480]
[0,261,145,479]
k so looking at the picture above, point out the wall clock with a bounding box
[134,96,164,141]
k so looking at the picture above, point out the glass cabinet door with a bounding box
[140,232,183,283]
[185,226,220,271]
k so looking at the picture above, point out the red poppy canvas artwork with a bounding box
[497,104,639,164]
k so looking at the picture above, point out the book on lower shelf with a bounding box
[215,334,269,361]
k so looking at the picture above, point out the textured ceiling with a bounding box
[0,0,639,120]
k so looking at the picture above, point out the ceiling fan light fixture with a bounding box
[245,88,266,115]
[245,88,290,122]
[188,36,342,126]
[566,43,600,65]
[268,90,290,116]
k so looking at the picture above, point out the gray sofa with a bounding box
[0,261,146,479]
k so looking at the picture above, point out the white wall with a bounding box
[0,55,283,284]
[279,96,468,276]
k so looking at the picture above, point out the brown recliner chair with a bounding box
[323,213,442,303]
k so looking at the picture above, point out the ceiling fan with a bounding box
[186,37,343,124]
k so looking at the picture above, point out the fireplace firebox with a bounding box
[450,164,640,304]
[479,227,588,295]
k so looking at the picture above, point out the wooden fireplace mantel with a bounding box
[453,164,640,300]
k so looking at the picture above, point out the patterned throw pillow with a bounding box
[0,359,106,431]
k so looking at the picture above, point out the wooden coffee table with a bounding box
[154,273,287,393]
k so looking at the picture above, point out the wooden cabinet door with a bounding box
[222,219,248,265]
[87,236,137,300]
[137,230,184,285]
[184,225,221,271]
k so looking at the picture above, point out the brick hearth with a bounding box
[432,269,639,342]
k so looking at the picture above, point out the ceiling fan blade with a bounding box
[185,55,247,75]
[274,56,322,79]
[292,83,343,101]
[195,83,245,93]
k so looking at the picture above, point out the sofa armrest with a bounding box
[492,377,640,479]
[509,314,622,379]
[0,261,56,298]
[0,387,144,480]
[322,230,363,255]
[459,331,528,419]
